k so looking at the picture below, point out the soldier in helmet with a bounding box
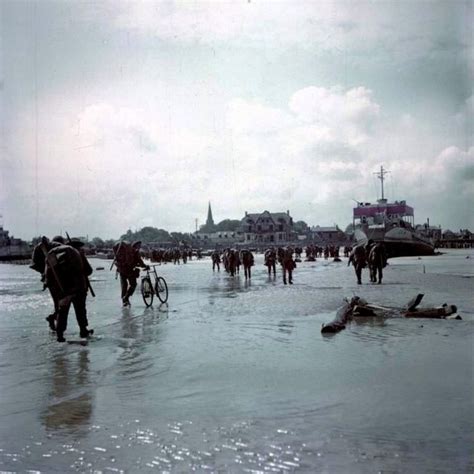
[281,246,296,285]
[348,244,367,285]
[55,238,94,342]
[30,235,65,332]
[113,240,149,307]
[33,236,94,342]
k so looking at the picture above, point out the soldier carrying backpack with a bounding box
[348,244,367,285]
[30,235,65,331]
[112,240,148,307]
[41,237,94,342]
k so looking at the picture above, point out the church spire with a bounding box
[206,201,214,227]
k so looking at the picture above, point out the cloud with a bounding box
[4,80,472,239]
[227,85,379,168]
[112,0,470,62]
[41,85,379,235]
[436,146,474,184]
[226,98,293,134]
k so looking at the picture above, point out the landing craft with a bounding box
[351,166,435,258]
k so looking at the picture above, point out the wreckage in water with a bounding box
[352,166,435,258]
[321,294,460,334]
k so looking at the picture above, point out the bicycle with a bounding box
[141,265,169,307]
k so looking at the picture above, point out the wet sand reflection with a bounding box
[41,349,93,437]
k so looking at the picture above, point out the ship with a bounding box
[0,221,32,262]
[352,166,435,258]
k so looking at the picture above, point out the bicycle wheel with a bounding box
[141,277,154,307]
[155,276,168,303]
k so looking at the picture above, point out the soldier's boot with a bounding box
[46,314,56,331]
[56,332,66,343]
[80,328,94,338]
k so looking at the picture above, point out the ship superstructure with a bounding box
[352,167,434,257]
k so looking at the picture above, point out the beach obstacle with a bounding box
[321,294,461,334]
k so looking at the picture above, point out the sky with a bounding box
[0,0,472,240]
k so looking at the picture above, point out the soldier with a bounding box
[281,246,296,285]
[173,248,181,265]
[240,249,254,279]
[43,238,94,342]
[211,249,221,272]
[113,240,149,307]
[367,242,387,284]
[264,247,277,276]
[348,244,367,284]
[30,235,65,331]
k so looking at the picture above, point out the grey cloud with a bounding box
[308,141,361,164]
[131,128,157,153]
[454,164,474,182]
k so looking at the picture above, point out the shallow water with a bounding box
[0,249,473,472]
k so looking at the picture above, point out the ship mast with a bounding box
[375,166,389,200]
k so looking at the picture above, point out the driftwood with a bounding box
[322,294,461,334]
[321,297,360,333]
[404,304,458,319]
[353,294,460,319]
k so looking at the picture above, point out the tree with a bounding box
[104,239,116,248]
[91,237,105,248]
[119,227,171,243]
[294,220,309,233]
[170,232,192,245]
[215,219,241,232]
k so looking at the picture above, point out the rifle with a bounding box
[66,232,95,297]
[109,240,122,271]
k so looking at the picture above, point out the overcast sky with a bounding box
[1,0,472,240]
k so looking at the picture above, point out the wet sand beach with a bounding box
[0,249,473,472]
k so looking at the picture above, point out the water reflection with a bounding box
[115,304,167,400]
[278,320,294,335]
[224,275,241,298]
[41,349,92,436]
[351,316,388,328]
[157,302,169,314]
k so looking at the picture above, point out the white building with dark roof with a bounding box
[238,210,295,244]
[310,225,347,245]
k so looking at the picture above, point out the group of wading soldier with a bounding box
[30,237,150,342]
[31,234,386,342]
[211,246,296,284]
[348,239,387,284]
[31,235,94,342]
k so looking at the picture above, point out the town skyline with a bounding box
[1,1,472,240]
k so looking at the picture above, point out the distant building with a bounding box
[441,228,472,241]
[198,202,217,233]
[193,203,240,247]
[311,225,347,245]
[415,224,442,242]
[439,228,473,248]
[238,210,295,244]
[192,231,239,248]
[442,229,456,240]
